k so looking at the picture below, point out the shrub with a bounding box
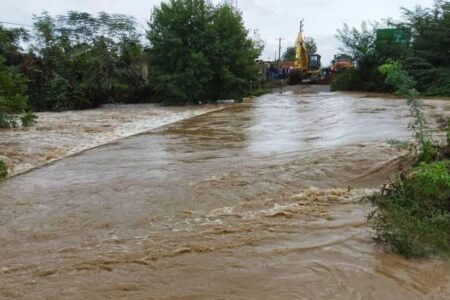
[369,160,450,257]
[0,160,7,179]
[330,68,363,91]
[20,111,38,127]
[369,61,450,258]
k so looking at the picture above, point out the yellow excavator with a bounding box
[288,20,322,85]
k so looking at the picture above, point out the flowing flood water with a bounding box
[1,91,449,299]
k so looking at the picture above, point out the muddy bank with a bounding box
[0,103,225,177]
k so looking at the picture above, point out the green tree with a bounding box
[0,56,28,127]
[333,21,406,92]
[336,21,378,62]
[0,26,34,128]
[207,4,262,100]
[304,37,317,54]
[147,0,214,104]
[402,0,450,95]
[282,46,295,61]
[0,25,29,65]
[31,11,148,110]
[333,0,450,96]
[147,0,262,104]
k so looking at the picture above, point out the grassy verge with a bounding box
[368,62,450,258]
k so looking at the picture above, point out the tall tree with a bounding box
[147,0,262,104]
[402,0,450,95]
[0,55,28,127]
[207,4,262,100]
[336,21,378,62]
[333,0,450,96]
[282,46,295,61]
[0,25,31,128]
[31,11,147,110]
[304,37,317,54]
[147,0,214,104]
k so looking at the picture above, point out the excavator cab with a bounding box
[308,54,321,71]
[307,54,322,83]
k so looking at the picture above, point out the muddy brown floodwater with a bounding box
[1,90,449,299]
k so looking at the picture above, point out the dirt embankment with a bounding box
[0,103,225,177]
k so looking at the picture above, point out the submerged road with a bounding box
[1,89,449,299]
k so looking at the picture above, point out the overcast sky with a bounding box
[1,0,436,64]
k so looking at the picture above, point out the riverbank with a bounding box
[0,103,226,177]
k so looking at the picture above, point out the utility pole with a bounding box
[275,37,285,62]
[275,37,285,94]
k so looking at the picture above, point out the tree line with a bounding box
[332,0,450,96]
[0,0,262,128]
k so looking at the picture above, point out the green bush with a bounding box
[0,112,17,128]
[407,161,450,206]
[20,111,38,127]
[423,68,450,96]
[369,160,450,257]
[0,160,7,179]
[330,68,362,91]
[370,61,450,258]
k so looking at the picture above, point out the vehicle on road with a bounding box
[288,20,322,85]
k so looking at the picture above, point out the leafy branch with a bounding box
[379,61,434,161]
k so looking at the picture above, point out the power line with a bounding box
[0,21,33,28]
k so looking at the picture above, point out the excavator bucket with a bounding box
[288,69,304,85]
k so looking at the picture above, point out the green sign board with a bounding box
[376,28,411,45]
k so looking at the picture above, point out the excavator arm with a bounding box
[288,19,321,85]
[293,21,308,71]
